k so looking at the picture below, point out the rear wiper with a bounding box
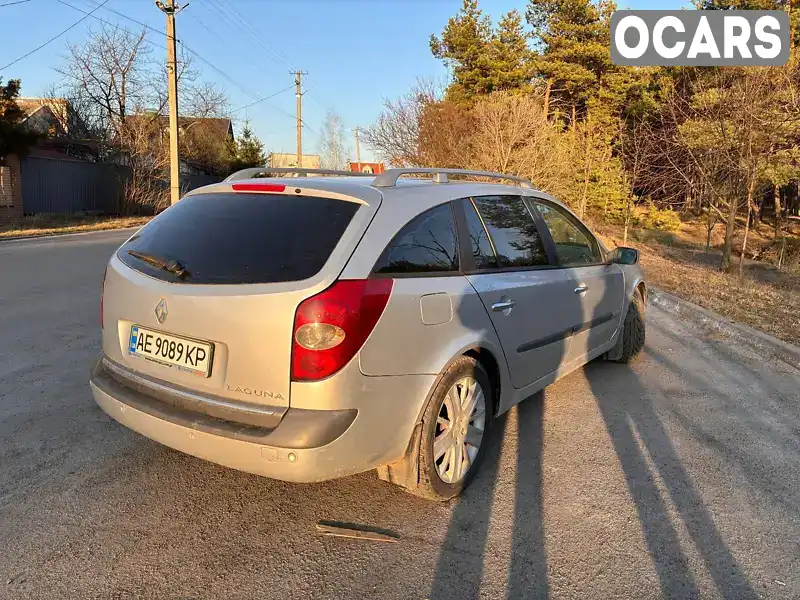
[127,250,190,278]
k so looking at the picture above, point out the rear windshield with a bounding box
[118,193,360,284]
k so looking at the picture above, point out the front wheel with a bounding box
[403,356,493,501]
[613,289,646,363]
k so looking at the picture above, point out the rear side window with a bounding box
[471,195,549,268]
[535,201,601,266]
[462,199,498,270]
[119,193,359,284]
[373,203,459,275]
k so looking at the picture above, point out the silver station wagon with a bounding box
[90,168,646,501]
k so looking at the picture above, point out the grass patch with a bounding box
[0,214,151,240]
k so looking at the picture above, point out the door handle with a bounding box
[574,285,588,294]
[492,299,516,312]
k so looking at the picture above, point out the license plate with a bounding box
[128,326,213,377]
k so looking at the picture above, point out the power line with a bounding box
[57,0,287,112]
[232,84,294,113]
[68,0,260,101]
[197,0,293,70]
[178,41,263,101]
[0,0,32,7]
[219,0,294,67]
[79,0,164,38]
[187,11,274,81]
[57,0,163,47]
[0,0,109,71]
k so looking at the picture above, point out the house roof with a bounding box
[125,114,234,142]
[17,98,69,119]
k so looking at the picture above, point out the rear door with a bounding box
[460,195,580,389]
[102,187,375,409]
[532,199,625,364]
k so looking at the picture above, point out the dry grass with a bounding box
[599,226,800,346]
[0,214,151,240]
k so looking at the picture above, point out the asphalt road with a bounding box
[1,230,798,600]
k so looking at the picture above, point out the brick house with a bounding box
[349,161,386,174]
[0,153,23,222]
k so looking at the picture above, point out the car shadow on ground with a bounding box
[428,395,549,600]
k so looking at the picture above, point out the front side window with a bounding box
[471,195,549,268]
[373,203,459,274]
[535,201,602,266]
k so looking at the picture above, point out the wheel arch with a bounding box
[463,346,502,417]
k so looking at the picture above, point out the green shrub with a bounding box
[634,203,682,232]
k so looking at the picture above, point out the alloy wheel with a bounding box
[433,376,486,484]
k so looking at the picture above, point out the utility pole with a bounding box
[353,127,361,172]
[293,70,307,168]
[157,0,181,205]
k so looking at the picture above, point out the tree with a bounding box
[526,0,612,118]
[430,0,493,103]
[318,110,349,170]
[57,24,231,209]
[183,81,230,119]
[0,79,38,157]
[362,80,439,167]
[58,26,154,140]
[526,0,659,126]
[467,91,569,197]
[652,63,800,270]
[431,1,533,103]
[231,120,266,170]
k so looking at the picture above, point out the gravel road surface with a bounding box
[1,230,798,600]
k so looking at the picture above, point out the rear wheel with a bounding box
[397,357,493,501]
[613,289,646,363]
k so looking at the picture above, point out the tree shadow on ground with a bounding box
[585,283,759,599]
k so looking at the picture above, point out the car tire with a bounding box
[400,356,493,502]
[614,289,646,363]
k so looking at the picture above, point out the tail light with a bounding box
[100,266,108,329]
[291,279,393,381]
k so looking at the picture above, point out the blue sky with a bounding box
[0,0,686,161]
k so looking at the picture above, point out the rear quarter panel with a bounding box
[358,277,505,378]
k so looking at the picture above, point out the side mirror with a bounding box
[610,246,639,265]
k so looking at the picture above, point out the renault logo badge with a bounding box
[155,298,168,324]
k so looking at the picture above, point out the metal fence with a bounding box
[20,156,222,216]
[21,156,124,215]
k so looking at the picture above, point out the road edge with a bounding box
[649,287,800,370]
[0,226,141,245]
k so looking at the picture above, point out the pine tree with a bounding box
[488,10,535,94]
[431,1,533,103]
[526,0,658,124]
[430,0,494,103]
[526,0,615,119]
[231,120,266,171]
[0,79,38,157]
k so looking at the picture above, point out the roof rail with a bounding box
[223,167,374,182]
[371,168,533,189]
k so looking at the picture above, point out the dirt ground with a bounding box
[0,215,150,239]
[597,218,800,346]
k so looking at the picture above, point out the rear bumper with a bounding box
[90,357,434,482]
